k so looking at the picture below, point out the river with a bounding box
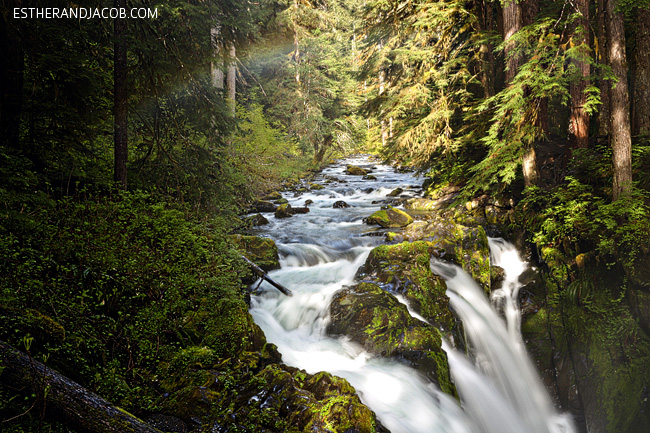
[249,155,575,433]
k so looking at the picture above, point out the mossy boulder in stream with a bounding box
[327,282,456,396]
[365,206,413,228]
[159,345,385,433]
[345,165,368,176]
[228,234,280,272]
[391,220,492,292]
[356,241,456,336]
[275,203,294,219]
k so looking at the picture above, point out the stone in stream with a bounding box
[252,199,276,213]
[386,187,403,197]
[355,241,457,337]
[345,164,368,176]
[247,213,269,227]
[364,206,413,228]
[327,282,456,396]
[333,200,350,209]
[159,344,385,433]
[275,203,294,219]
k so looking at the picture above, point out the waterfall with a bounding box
[431,242,576,433]
[249,156,574,433]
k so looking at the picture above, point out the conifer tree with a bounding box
[607,0,633,199]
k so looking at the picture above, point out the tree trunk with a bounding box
[633,6,650,135]
[0,6,24,151]
[569,0,590,149]
[210,25,224,89]
[476,0,496,98]
[597,0,611,136]
[313,134,332,164]
[0,340,162,433]
[226,43,236,116]
[114,0,128,190]
[503,0,540,186]
[607,0,633,199]
[503,0,522,83]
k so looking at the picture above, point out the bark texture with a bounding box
[0,340,162,433]
[597,0,611,136]
[502,0,522,83]
[569,0,590,149]
[113,0,128,190]
[210,26,224,89]
[633,7,650,135]
[226,43,236,116]
[607,0,633,199]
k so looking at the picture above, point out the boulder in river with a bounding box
[333,200,350,209]
[160,345,384,433]
[275,203,294,219]
[345,165,368,176]
[328,282,456,395]
[252,200,276,213]
[387,188,403,197]
[247,213,269,227]
[391,220,491,292]
[356,241,456,336]
[364,206,413,228]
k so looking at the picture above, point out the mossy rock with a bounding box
[404,198,440,212]
[160,347,383,433]
[275,203,294,219]
[363,174,377,180]
[263,191,283,201]
[308,183,325,190]
[398,220,492,292]
[328,282,456,395]
[228,234,280,272]
[386,188,403,197]
[246,213,269,227]
[356,241,456,335]
[345,165,368,176]
[275,197,289,205]
[252,200,277,213]
[365,206,413,228]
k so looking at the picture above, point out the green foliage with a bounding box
[468,16,600,192]
[518,180,650,271]
[0,190,259,421]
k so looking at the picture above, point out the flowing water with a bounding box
[249,156,575,433]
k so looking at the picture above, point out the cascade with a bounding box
[249,156,574,433]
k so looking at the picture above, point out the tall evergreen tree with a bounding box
[607,0,633,199]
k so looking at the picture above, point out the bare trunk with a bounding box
[210,26,224,89]
[0,340,162,433]
[503,0,522,83]
[313,134,332,164]
[569,0,590,149]
[226,43,236,116]
[114,0,128,190]
[597,0,611,136]
[476,0,496,97]
[503,0,540,186]
[607,0,633,199]
[633,7,650,135]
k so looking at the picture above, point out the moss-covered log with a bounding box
[0,340,162,433]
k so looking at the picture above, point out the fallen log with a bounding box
[0,340,162,433]
[240,255,293,296]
